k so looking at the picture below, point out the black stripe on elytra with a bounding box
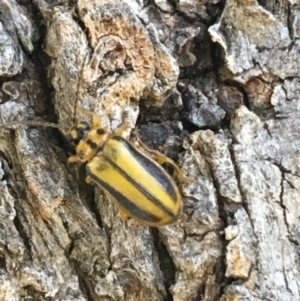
[87,169,162,223]
[102,154,176,218]
[112,136,178,202]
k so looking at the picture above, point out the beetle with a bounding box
[0,106,190,226]
[67,109,190,226]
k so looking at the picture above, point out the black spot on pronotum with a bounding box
[87,139,98,149]
[97,128,106,135]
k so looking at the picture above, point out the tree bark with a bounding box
[0,0,299,300]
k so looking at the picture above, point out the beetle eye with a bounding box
[77,127,89,140]
[70,122,90,144]
[78,150,85,159]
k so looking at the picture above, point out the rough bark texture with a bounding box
[0,0,299,300]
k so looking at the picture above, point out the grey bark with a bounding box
[0,0,299,300]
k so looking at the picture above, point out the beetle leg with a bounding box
[77,107,102,128]
[136,137,193,183]
[85,175,93,184]
[119,209,130,220]
[92,114,102,128]
[102,190,131,220]
[68,155,80,162]
[152,153,193,183]
[114,122,130,136]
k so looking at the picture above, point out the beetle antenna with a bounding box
[0,120,69,131]
[73,52,90,125]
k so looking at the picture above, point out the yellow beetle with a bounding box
[68,110,190,226]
